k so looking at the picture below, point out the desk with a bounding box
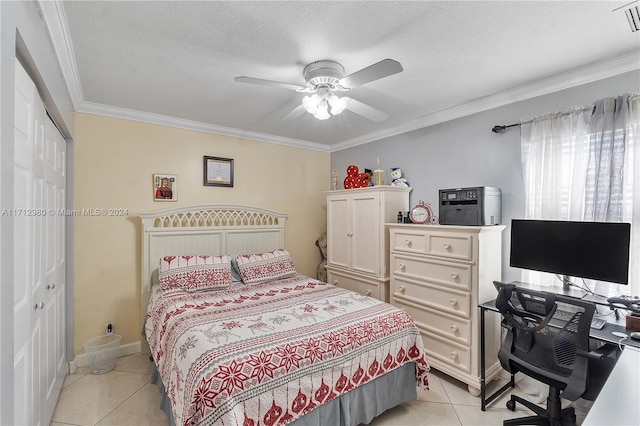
[478,297,640,411]
[583,347,640,425]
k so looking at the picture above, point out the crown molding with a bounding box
[77,101,331,152]
[38,1,330,152]
[40,0,638,154]
[38,0,83,108]
[330,51,640,152]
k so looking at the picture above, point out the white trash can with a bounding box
[83,334,121,374]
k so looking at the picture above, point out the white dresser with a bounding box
[388,223,505,395]
[325,186,410,302]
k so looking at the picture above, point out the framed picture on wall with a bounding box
[204,156,234,187]
[153,174,178,201]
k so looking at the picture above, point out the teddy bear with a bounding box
[390,168,410,187]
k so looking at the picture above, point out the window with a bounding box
[520,93,639,297]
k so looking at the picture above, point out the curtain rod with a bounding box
[492,105,596,134]
[491,123,520,134]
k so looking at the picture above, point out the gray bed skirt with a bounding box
[151,362,418,426]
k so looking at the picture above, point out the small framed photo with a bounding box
[204,156,234,187]
[153,174,178,201]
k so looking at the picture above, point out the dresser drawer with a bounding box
[393,299,471,345]
[391,228,474,261]
[391,255,472,291]
[392,277,471,318]
[427,232,473,260]
[422,331,471,373]
[327,270,387,302]
[391,229,429,254]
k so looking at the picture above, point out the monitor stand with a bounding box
[562,275,571,292]
[559,274,591,298]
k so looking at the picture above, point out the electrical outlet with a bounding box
[107,323,113,334]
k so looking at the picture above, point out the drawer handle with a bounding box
[399,263,406,272]
[450,325,459,332]
[347,232,353,237]
[443,243,451,249]
[450,351,458,359]
[451,273,459,280]
[398,285,406,294]
[449,298,458,306]
[404,239,412,247]
[365,289,372,296]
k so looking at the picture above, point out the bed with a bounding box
[140,205,430,426]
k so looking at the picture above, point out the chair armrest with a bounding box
[577,343,619,360]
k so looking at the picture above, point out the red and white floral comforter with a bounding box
[145,274,430,426]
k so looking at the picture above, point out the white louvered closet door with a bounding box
[42,115,66,423]
[13,58,66,426]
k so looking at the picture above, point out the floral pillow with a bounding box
[235,249,296,285]
[159,255,232,292]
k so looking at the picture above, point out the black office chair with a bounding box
[495,283,620,426]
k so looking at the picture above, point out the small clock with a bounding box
[409,200,433,224]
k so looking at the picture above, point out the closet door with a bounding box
[14,57,42,426]
[13,58,66,426]
[42,118,66,421]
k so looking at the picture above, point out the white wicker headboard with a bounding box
[139,204,288,350]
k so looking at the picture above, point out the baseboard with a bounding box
[496,369,512,381]
[68,340,141,374]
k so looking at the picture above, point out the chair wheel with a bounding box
[506,400,516,411]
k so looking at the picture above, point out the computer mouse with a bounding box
[630,331,640,340]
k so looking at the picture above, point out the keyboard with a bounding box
[554,309,606,330]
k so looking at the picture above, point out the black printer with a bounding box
[438,186,502,226]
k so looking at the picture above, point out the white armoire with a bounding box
[13,59,67,426]
[325,186,410,302]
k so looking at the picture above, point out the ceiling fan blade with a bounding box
[343,97,389,122]
[234,76,305,91]
[338,59,403,89]
[278,104,306,123]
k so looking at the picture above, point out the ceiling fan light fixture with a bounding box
[329,95,347,115]
[236,58,402,122]
[302,94,321,113]
[302,89,345,119]
[313,100,330,120]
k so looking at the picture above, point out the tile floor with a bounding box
[50,352,591,426]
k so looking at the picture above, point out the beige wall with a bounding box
[72,113,329,355]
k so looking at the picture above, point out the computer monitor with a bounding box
[510,219,631,289]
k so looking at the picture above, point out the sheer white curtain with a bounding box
[519,93,640,297]
[623,93,640,297]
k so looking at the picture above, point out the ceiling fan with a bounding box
[234,59,403,121]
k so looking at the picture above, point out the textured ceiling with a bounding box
[49,1,640,151]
